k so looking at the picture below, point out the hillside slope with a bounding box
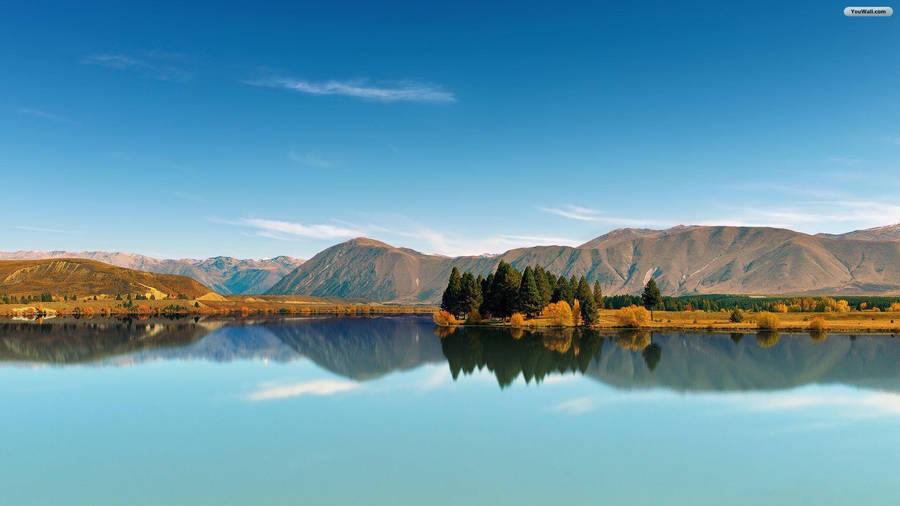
[0,259,214,298]
[270,226,900,302]
[0,251,303,294]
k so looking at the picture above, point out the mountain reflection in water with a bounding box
[2,316,899,393]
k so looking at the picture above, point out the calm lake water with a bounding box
[2,316,899,505]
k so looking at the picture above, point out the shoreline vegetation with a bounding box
[432,263,900,334]
[0,294,435,320]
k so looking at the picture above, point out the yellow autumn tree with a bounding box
[433,310,458,326]
[615,305,651,328]
[540,301,575,327]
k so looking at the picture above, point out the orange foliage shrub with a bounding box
[509,313,526,328]
[615,305,650,328]
[433,310,458,326]
[772,303,789,313]
[889,302,900,312]
[809,316,827,331]
[540,301,574,327]
[755,312,781,330]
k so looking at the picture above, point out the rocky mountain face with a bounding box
[0,251,303,294]
[269,225,900,302]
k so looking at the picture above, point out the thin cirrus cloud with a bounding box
[288,149,334,168]
[18,108,77,124]
[245,379,359,401]
[81,53,193,81]
[540,204,661,227]
[246,76,456,103]
[238,218,364,240]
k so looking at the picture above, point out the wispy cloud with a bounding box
[18,108,76,124]
[288,149,334,168]
[246,379,359,401]
[392,226,580,257]
[540,204,661,227]
[81,53,193,81]
[707,199,900,232]
[15,225,81,235]
[237,218,364,240]
[246,76,455,103]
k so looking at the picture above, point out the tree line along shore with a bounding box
[433,262,900,334]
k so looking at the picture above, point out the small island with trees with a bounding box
[433,262,900,334]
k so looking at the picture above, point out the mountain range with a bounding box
[6,223,900,301]
[0,251,303,294]
[270,224,900,302]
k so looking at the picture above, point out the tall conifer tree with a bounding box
[642,278,662,319]
[576,276,598,325]
[533,266,552,307]
[517,266,543,316]
[593,281,603,309]
[441,267,462,315]
[458,272,482,316]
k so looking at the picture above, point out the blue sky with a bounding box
[2,0,898,259]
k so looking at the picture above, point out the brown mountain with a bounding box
[0,258,214,298]
[817,223,900,242]
[269,226,900,302]
[0,251,303,294]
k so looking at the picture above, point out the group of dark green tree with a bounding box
[441,261,605,325]
[1,293,55,304]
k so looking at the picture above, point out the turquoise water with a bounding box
[2,316,899,505]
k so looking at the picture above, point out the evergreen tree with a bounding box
[458,272,483,316]
[479,273,494,316]
[533,266,552,308]
[551,276,573,304]
[545,272,557,294]
[576,276,598,325]
[641,278,662,319]
[441,267,463,316]
[593,281,603,309]
[517,266,543,316]
[490,261,521,318]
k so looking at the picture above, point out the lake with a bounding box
[2,316,899,505]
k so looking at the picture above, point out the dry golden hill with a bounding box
[0,258,214,299]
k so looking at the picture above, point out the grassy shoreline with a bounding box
[0,297,437,319]
[437,309,900,334]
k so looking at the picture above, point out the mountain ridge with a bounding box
[0,251,303,294]
[270,224,900,302]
